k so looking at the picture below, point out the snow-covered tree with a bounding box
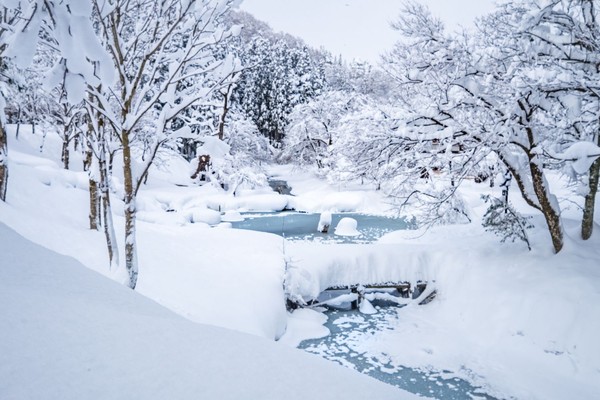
[512,0,600,240]
[0,0,112,201]
[379,1,573,252]
[86,0,240,288]
[280,90,365,169]
[225,12,326,145]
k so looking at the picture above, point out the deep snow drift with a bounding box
[0,222,416,400]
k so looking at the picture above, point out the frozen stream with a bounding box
[233,211,500,399]
[300,297,500,400]
[231,211,412,243]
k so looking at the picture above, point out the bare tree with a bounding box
[87,0,240,288]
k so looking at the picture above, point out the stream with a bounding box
[300,295,499,400]
[231,211,412,243]
[233,209,500,399]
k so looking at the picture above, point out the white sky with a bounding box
[238,0,497,63]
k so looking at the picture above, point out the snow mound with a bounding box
[189,207,222,225]
[334,217,360,236]
[196,136,230,159]
[222,210,244,222]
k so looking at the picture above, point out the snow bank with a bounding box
[365,222,600,400]
[286,242,439,300]
[278,308,331,348]
[0,223,413,400]
[222,210,244,222]
[0,128,290,340]
[268,164,395,214]
[136,224,288,339]
[188,207,222,225]
[285,218,600,399]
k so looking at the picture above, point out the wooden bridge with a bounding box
[287,281,435,310]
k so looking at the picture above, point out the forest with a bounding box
[1,1,599,399]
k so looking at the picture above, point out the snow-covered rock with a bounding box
[222,210,244,222]
[317,211,332,233]
[189,208,222,225]
[334,217,360,236]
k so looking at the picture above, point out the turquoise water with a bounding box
[231,212,411,243]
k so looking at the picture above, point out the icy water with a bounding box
[231,212,412,243]
[300,297,500,400]
[235,211,499,399]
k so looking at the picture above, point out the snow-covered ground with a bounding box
[0,222,413,399]
[1,126,599,399]
[280,185,600,398]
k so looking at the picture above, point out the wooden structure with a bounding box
[287,281,435,310]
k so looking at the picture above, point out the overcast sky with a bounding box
[238,0,497,63]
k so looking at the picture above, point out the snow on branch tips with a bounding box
[550,142,600,175]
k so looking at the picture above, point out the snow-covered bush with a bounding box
[481,195,533,250]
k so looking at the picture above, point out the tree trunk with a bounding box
[0,121,8,202]
[514,100,563,253]
[99,150,119,268]
[122,130,138,289]
[530,161,563,253]
[582,134,600,240]
[15,107,20,139]
[85,149,100,231]
[61,135,70,170]
[217,90,230,141]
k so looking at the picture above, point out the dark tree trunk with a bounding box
[15,107,20,140]
[582,134,600,240]
[498,100,564,253]
[61,135,70,170]
[530,161,563,253]
[0,121,8,202]
[217,87,231,141]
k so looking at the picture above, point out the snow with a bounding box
[334,217,360,236]
[317,210,332,232]
[358,298,377,314]
[2,126,600,399]
[188,207,222,225]
[197,135,231,158]
[278,308,330,347]
[0,222,411,400]
[268,164,393,214]
[559,141,600,174]
[222,210,244,222]
[0,126,288,339]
